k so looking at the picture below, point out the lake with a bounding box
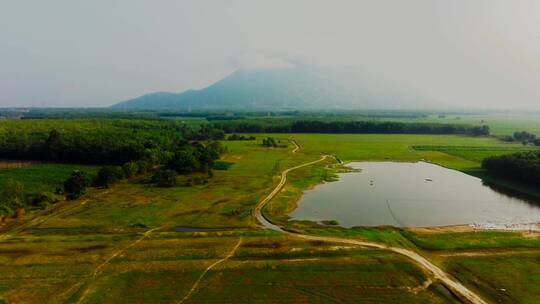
[289,162,540,228]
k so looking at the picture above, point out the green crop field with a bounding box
[0,163,99,196]
[364,113,540,136]
[0,131,539,303]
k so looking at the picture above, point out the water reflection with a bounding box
[289,162,540,228]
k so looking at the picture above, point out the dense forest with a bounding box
[0,119,224,164]
[213,120,490,136]
[482,151,540,186]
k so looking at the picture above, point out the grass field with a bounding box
[412,145,538,163]
[0,163,99,196]
[443,253,540,304]
[0,133,539,303]
[365,113,540,136]
[0,232,458,303]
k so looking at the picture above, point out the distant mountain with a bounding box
[112,65,431,110]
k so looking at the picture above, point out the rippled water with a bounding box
[289,162,540,227]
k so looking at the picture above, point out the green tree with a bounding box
[262,137,277,147]
[94,166,123,188]
[0,179,25,215]
[63,171,91,200]
[168,148,200,174]
[44,129,62,159]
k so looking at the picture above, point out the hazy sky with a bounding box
[1,0,540,109]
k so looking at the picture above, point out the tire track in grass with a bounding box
[177,237,242,304]
[72,226,161,304]
[0,190,111,242]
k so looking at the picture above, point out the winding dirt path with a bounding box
[253,141,489,304]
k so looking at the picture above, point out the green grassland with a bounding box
[0,232,457,304]
[412,145,538,163]
[0,133,539,303]
[0,163,98,196]
[286,133,536,164]
[362,113,540,136]
[443,253,540,304]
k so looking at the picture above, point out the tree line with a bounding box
[499,131,540,146]
[213,120,490,135]
[0,119,225,165]
[482,151,540,186]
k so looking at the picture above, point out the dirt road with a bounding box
[253,142,489,304]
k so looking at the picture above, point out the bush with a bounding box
[94,166,124,188]
[30,192,59,208]
[213,161,234,170]
[136,159,152,174]
[122,161,139,178]
[151,169,177,187]
[513,131,536,142]
[262,137,278,147]
[190,176,208,185]
[0,179,25,215]
[64,171,91,200]
[227,134,256,141]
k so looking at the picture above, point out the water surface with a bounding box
[289,162,540,227]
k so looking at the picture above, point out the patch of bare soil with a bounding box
[407,224,474,234]
[0,159,35,170]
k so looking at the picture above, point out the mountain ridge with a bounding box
[111,65,432,110]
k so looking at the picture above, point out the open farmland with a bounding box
[0,126,538,303]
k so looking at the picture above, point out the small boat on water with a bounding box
[425,178,433,182]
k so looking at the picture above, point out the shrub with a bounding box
[122,161,139,178]
[262,137,278,147]
[30,192,59,208]
[227,134,256,141]
[94,166,124,188]
[64,171,91,200]
[0,179,25,215]
[136,159,152,174]
[213,161,234,170]
[151,169,177,187]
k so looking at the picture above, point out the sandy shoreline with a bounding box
[408,222,540,233]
